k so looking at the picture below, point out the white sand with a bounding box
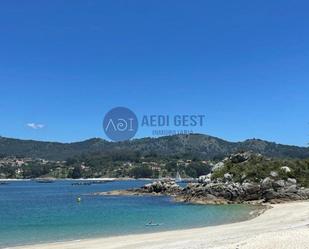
[9,201,309,249]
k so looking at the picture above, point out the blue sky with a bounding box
[0,1,308,146]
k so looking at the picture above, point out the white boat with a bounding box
[175,171,182,183]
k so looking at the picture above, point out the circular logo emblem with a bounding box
[103,107,138,142]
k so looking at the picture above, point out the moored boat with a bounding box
[34,178,55,183]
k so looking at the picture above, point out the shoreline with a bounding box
[8,201,309,249]
[93,189,269,206]
[0,178,148,181]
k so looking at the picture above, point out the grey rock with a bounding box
[224,173,233,181]
[212,162,224,171]
[270,171,278,178]
[261,177,273,189]
[280,166,291,173]
[298,188,309,198]
[229,152,251,164]
[242,182,261,194]
[273,180,285,189]
[198,173,212,184]
[286,185,298,193]
[142,180,182,194]
[287,178,297,185]
[264,189,278,200]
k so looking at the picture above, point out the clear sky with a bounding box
[0,1,308,146]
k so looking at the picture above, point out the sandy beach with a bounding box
[9,201,309,249]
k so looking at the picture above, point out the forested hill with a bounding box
[0,134,308,161]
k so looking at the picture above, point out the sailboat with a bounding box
[175,171,182,183]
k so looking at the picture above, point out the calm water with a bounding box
[0,180,256,248]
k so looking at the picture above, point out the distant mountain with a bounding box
[0,134,308,160]
[0,137,109,160]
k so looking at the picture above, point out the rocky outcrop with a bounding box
[129,151,309,203]
[95,152,309,205]
[139,179,182,195]
[178,176,309,204]
[93,179,182,197]
[95,177,309,205]
[198,174,212,184]
[228,152,254,163]
[131,172,309,204]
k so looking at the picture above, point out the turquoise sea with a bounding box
[0,180,257,248]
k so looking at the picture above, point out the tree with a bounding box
[185,162,212,178]
[165,161,177,173]
[129,166,153,178]
[69,166,82,179]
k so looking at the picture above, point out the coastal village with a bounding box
[0,155,211,179]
